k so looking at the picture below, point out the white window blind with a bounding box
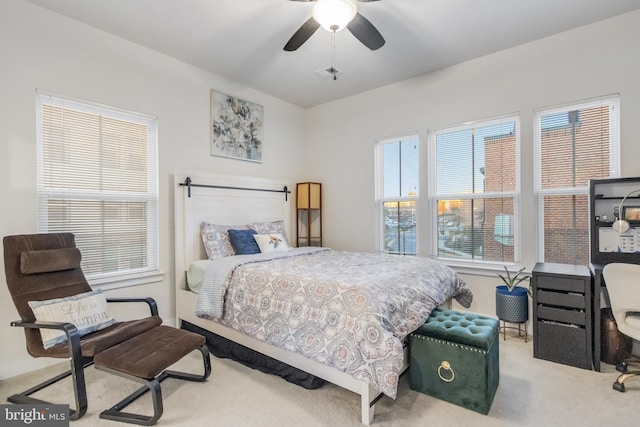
[376,134,419,255]
[429,115,520,264]
[36,93,159,286]
[534,95,620,265]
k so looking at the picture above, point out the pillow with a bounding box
[201,222,248,260]
[254,233,290,253]
[186,259,212,293]
[20,248,82,274]
[227,229,260,255]
[249,220,289,243]
[28,290,116,349]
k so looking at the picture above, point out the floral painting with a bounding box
[211,90,263,162]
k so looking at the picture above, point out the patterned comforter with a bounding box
[195,247,472,398]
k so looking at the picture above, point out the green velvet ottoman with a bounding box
[410,308,499,414]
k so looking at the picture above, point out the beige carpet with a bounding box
[1,337,639,426]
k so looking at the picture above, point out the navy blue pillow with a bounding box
[228,229,260,255]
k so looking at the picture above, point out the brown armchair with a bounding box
[3,233,210,425]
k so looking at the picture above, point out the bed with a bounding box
[174,172,472,425]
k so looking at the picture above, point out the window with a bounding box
[375,134,419,255]
[429,115,521,264]
[36,93,160,287]
[534,96,620,265]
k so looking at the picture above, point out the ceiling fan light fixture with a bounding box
[312,0,357,32]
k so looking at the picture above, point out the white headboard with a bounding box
[174,172,291,292]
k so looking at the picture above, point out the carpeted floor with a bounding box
[1,336,639,426]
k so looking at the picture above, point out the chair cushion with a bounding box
[627,312,640,331]
[29,315,163,358]
[94,326,206,379]
[80,316,163,357]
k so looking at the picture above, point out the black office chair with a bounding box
[602,263,640,392]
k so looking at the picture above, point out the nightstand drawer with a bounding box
[536,275,585,293]
[537,305,586,326]
[535,321,589,369]
[537,290,585,309]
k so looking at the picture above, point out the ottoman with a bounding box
[410,308,499,414]
[94,326,211,425]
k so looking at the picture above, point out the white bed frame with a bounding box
[174,172,391,425]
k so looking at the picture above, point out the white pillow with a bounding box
[248,220,289,243]
[254,233,290,253]
[28,290,116,349]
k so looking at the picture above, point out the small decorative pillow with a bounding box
[254,233,290,253]
[249,220,289,243]
[28,290,116,349]
[201,222,248,259]
[228,229,260,255]
[20,248,82,274]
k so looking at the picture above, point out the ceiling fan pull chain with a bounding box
[331,30,337,80]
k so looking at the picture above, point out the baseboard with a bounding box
[0,357,63,380]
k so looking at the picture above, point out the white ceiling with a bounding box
[25,0,640,108]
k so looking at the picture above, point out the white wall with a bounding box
[0,0,307,378]
[304,10,640,315]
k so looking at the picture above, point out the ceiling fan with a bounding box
[284,0,385,52]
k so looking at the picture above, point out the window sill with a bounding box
[88,270,165,291]
[429,257,529,278]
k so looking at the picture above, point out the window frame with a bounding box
[427,114,522,268]
[36,92,162,289]
[533,95,620,264]
[374,133,420,255]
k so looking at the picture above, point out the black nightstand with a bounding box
[532,263,592,369]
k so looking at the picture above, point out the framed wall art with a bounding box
[210,90,263,162]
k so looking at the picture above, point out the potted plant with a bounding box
[495,266,531,324]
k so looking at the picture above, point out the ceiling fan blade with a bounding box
[347,12,385,50]
[284,17,321,51]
